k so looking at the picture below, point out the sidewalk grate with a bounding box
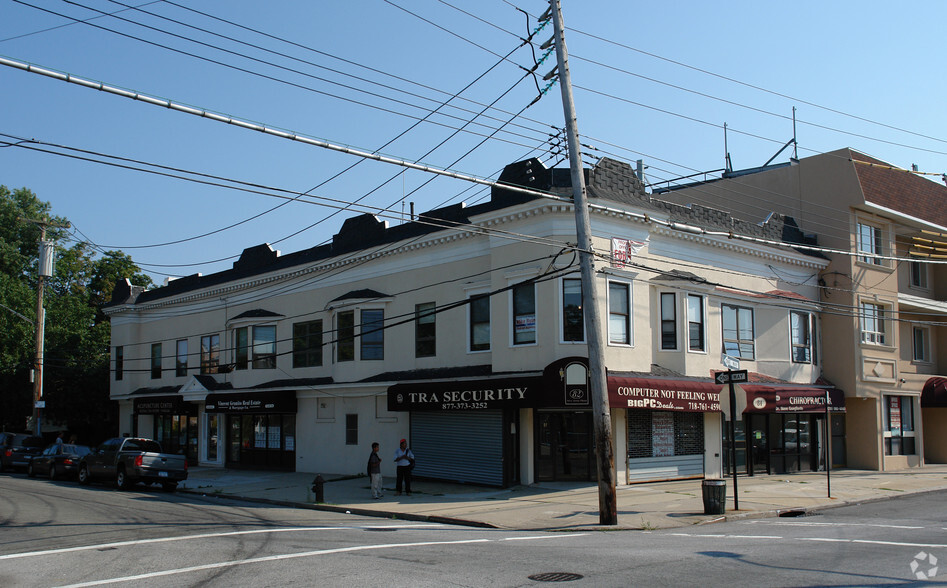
[528,572,584,582]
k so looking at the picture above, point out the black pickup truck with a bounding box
[78,437,188,491]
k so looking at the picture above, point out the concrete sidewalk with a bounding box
[177,465,947,531]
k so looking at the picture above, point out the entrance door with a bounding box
[536,411,593,481]
[748,414,769,474]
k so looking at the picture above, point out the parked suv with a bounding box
[0,433,46,472]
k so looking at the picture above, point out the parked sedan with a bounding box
[0,433,45,472]
[27,443,92,480]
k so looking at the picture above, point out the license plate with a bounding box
[158,471,168,477]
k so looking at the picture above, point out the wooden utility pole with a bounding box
[21,217,68,436]
[549,0,617,524]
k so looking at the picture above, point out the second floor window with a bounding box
[860,302,887,345]
[910,261,928,289]
[151,343,162,379]
[660,292,677,350]
[176,339,188,377]
[293,320,323,368]
[513,283,536,345]
[608,282,630,345]
[337,311,355,362]
[913,326,930,362]
[722,304,755,360]
[562,278,584,342]
[200,334,219,374]
[415,303,436,357]
[234,327,249,370]
[252,325,277,369]
[790,311,811,363]
[687,294,704,352]
[115,346,123,381]
[469,294,490,352]
[360,309,384,360]
[856,222,883,265]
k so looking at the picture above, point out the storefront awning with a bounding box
[205,390,297,414]
[921,377,947,408]
[607,376,722,412]
[740,385,845,414]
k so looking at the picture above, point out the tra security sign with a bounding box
[714,370,748,385]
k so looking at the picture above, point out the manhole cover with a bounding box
[528,572,584,582]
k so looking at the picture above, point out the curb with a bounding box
[178,488,497,529]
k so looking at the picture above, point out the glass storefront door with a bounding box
[769,414,818,473]
[536,411,593,481]
[723,420,747,475]
[748,414,768,474]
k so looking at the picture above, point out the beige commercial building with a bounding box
[105,157,835,486]
[657,148,947,471]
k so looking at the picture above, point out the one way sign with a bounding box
[714,370,748,385]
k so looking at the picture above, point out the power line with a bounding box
[14,0,548,152]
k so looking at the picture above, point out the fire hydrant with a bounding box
[312,474,325,504]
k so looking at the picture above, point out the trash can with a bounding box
[701,479,727,515]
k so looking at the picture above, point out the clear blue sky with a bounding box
[3,0,945,285]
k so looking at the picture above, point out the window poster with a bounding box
[267,426,281,449]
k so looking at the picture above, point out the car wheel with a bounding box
[78,464,91,485]
[162,482,178,492]
[49,465,57,480]
[116,467,129,490]
[27,462,36,478]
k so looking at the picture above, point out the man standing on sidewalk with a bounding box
[393,438,415,496]
[367,442,383,499]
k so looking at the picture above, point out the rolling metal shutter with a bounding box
[411,410,504,486]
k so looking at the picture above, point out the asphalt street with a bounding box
[1,474,945,587]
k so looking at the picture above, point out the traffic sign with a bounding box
[722,355,740,370]
[714,370,748,385]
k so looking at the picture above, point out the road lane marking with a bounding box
[742,520,925,530]
[0,524,444,561]
[671,533,947,549]
[55,535,587,587]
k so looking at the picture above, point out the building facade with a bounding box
[656,148,947,470]
[105,157,836,486]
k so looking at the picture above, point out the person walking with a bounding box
[367,442,383,499]
[393,438,415,496]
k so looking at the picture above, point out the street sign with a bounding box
[722,355,740,370]
[34,400,46,408]
[714,370,748,385]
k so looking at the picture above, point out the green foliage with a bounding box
[0,185,153,437]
